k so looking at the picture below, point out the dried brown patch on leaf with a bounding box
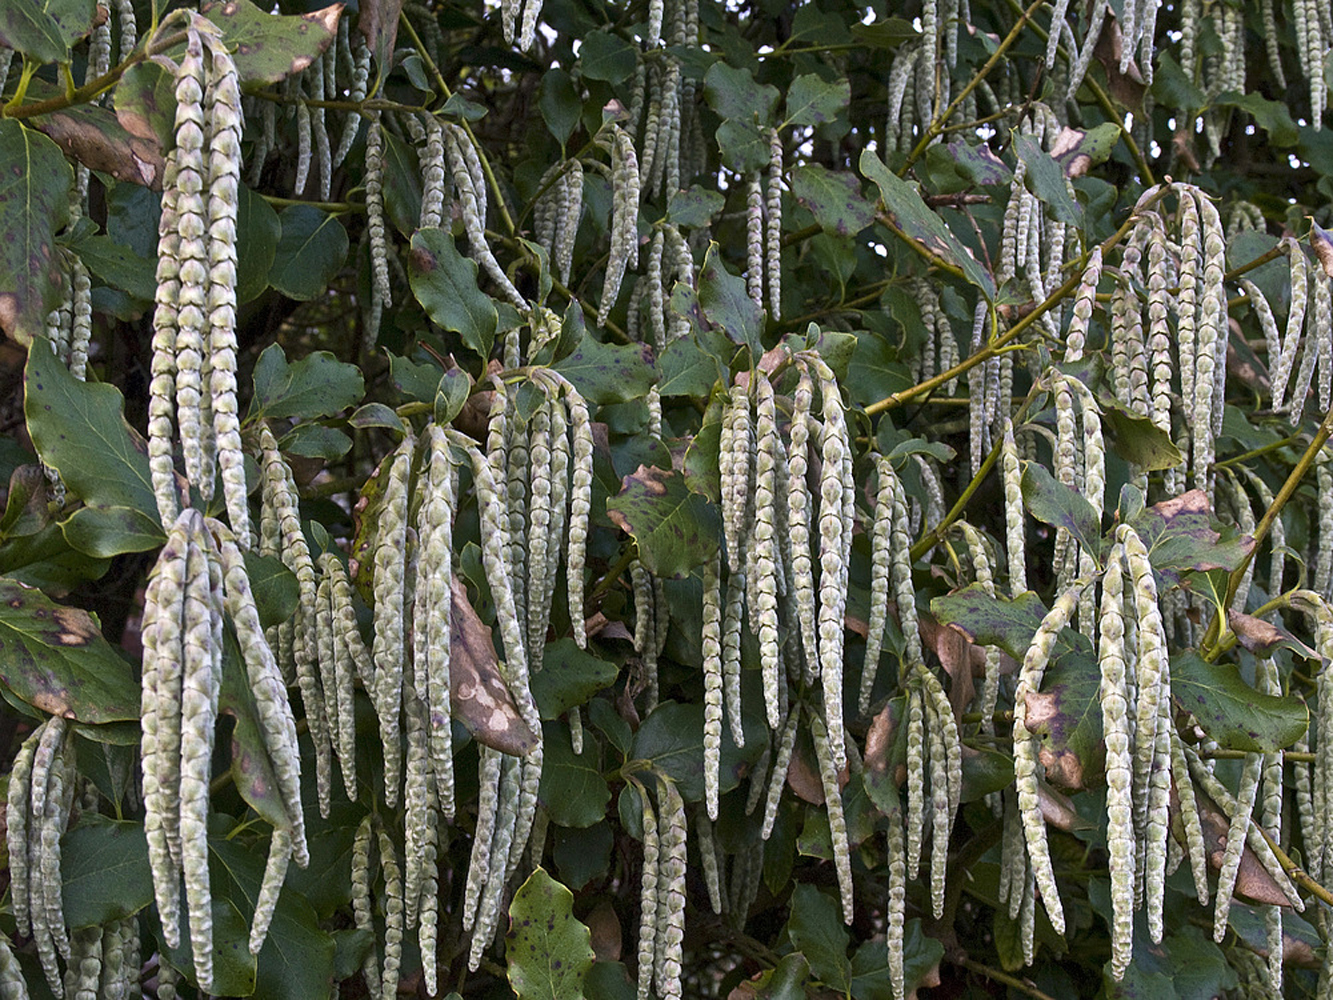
[1192,784,1293,907]
[449,575,538,756]
[1230,610,1318,659]
[35,108,163,188]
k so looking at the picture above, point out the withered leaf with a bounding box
[449,574,537,756]
[34,105,163,189]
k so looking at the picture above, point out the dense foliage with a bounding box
[4,0,1333,996]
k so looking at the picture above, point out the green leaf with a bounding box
[784,74,850,128]
[539,720,610,828]
[1126,489,1254,584]
[606,465,722,579]
[1049,122,1121,177]
[409,227,499,359]
[0,121,72,346]
[716,117,772,173]
[279,423,352,459]
[1020,461,1102,559]
[789,164,875,236]
[859,148,995,299]
[202,0,341,84]
[1171,651,1309,753]
[61,816,154,928]
[1150,52,1205,110]
[553,823,614,888]
[436,369,473,425]
[348,402,405,432]
[740,953,811,1000]
[0,520,111,591]
[961,745,1015,802]
[24,340,164,552]
[532,638,620,718]
[631,699,765,803]
[267,205,349,301]
[389,354,442,403]
[579,29,637,83]
[704,62,780,123]
[249,343,365,421]
[1099,399,1183,471]
[506,868,596,1000]
[236,183,281,304]
[219,628,293,829]
[698,242,764,355]
[160,897,258,997]
[667,187,725,229]
[945,138,1012,186]
[0,574,139,723]
[930,584,1052,661]
[242,552,299,631]
[112,59,176,154]
[207,836,337,999]
[849,17,919,48]
[381,130,423,236]
[844,331,913,409]
[849,920,943,1000]
[70,234,156,301]
[657,336,721,398]
[0,0,68,62]
[1217,90,1300,147]
[786,884,852,993]
[552,335,656,405]
[1013,133,1082,227]
[539,68,582,146]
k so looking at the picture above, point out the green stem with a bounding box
[957,957,1059,1000]
[1211,435,1298,470]
[866,186,1170,416]
[900,0,1046,174]
[1201,404,1333,653]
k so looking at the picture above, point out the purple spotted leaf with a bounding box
[607,465,721,579]
[790,164,875,236]
[1172,651,1308,753]
[1125,489,1253,586]
[202,0,342,85]
[506,868,595,1000]
[1021,646,1102,792]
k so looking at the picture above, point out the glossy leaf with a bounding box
[61,816,154,928]
[532,638,620,718]
[539,719,610,828]
[552,335,656,405]
[267,205,350,301]
[249,343,365,421]
[202,0,341,84]
[849,920,943,1000]
[786,884,852,993]
[1126,490,1254,584]
[698,242,764,355]
[1014,133,1082,227]
[1021,460,1102,560]
[629,699,765,802]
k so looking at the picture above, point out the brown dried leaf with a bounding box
[920,610,976,720]
[787,738,826,805]
[1191,782,1293,907]
[586,899,623,963]
[1230,610,1318,659]
[449,574,538,756]
[1091,17,1145,112]
[34,106,163,188]
[357,0,402,86]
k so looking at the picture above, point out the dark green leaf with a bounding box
[532,638,620,718]
[278,423,353,459]
[552,335,656,404]
[61,817,154,928]
[698,242,764,355]
[1099,399,1183,471]
[786,884,852,993]
[25,339,164,551]
[849,17,919,48]
[267,205,349,301]
[579,30,637,83]
[381,130,423,236]
[506,868,596,1000]
[436,369,473,424]
[58,502,162,560]
[715,117,773,173]
[442,93,487,121]
[1150,52,1205,110]
[850,920,943,1000]
[249,343,365,421]
[0,121,72,346]
[160,897,258,997]
[859,148,995,299]
[961,746,1015,802]
[945,138,1013,186]
[219,629,290,829]
[1218,91,1300,147]
[539,68,582,146]
[242,552,299,631]
[0,520,111,591]
[202,0,340,84]
[789,164,875,236]
[683,417,721,501]
[741,953,810,1000]
[0,0,67,62]
[1014,134,1082,227]
[552,822,614,888]
[784,74,849,128]
[1171,651,1309,753]
[1020,461,1102,559]
[236,183,281,304]
[70,234,156,301]
[408,228,502,360]
[629,700,764,802]
[844,331,913,409]
[703,62,780,123]
[607,465,721,579]
[539,720,610,828]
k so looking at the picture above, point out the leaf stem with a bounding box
[956,957,1059,1000]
